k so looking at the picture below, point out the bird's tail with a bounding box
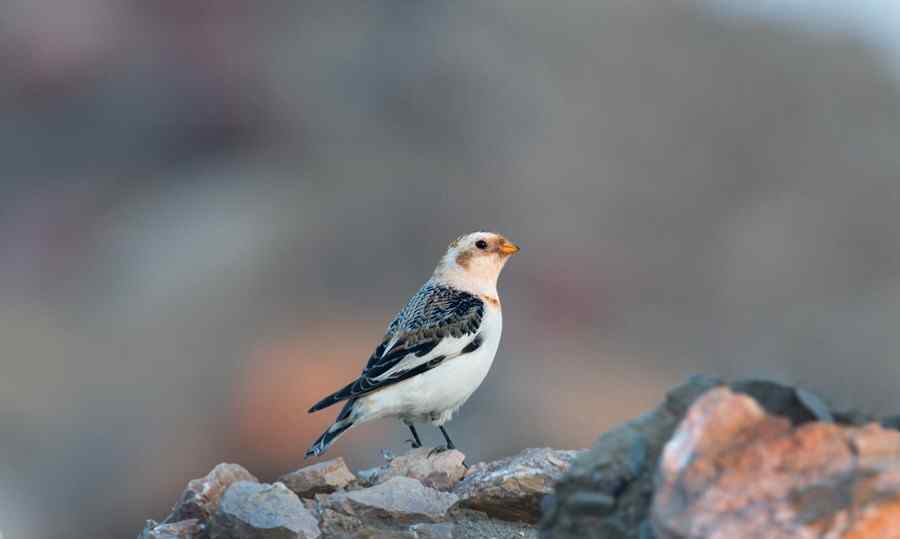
[305,400,356,458]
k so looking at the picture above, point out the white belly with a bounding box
[357,307,502,425]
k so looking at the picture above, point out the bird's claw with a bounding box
[428,446,450,457]
[404,438,422,449]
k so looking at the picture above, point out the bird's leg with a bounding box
[405,424,423,449]
[429,425,461,458]
[439,425,457,450]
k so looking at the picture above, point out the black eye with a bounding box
[475,240,488,250]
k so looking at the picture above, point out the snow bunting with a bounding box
[305,231,520,457]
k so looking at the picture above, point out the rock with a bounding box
[362,448,468,491]
[409,522,455,539]
[170,463,258,523]
[652,387,900,539]
[322,476,458,523]
[355,467,380,487]
[448,512,540,539]
[210,481,320,539]
[729,379,832,424]
[316,507,415,539]
[279,458,356,498]
[454,447,580,524]
[541,375,722,538]
[540,375,843,538]
[139,519,203,539]
[883,415,900,430]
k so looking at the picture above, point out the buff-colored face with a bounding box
[450,232,520,268]
[440,231,518,281]
[434,231,519,289]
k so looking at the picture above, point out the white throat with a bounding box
[432,254,504,298]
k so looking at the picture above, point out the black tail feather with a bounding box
[307,380,355,413]
[305,420,354,458]
[305,400,356,458]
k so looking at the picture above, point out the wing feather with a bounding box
[307,282,484,412]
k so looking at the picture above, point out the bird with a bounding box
[305,231,520,458]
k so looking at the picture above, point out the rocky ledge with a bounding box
[139,445,578,539]
[139,376,900,539]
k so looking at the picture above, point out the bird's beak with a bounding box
[498,240,520,255]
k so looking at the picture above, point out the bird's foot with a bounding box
[405,438,422,449]
[427,445,458,457]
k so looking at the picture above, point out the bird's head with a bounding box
[434,231,520,293]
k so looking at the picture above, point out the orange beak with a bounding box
[498,240,520,255]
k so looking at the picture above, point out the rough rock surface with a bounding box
[652,387,900,539]
[454,447,580,524]
[170,463,259,523]
[540,375,846,539]
[139,519,204,539]
[320,476,458,523]
[279,458,356,498]
[360,448,467,490]
[210,481,321,539]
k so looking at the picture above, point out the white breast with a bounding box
[357,305,503,425]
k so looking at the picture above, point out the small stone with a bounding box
[140,519,203,539]
[210,481,320,539]
[322,476,458,523]
[454,448,580,524]
[170,463,258,522]
[356,467,380,486]
[279,458,356,498]
[369,448,467,491]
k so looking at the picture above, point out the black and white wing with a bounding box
[308,282,484,413]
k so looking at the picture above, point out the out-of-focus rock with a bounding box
[883,415,900,430]
[652,387,900,539]
[278,458,356,498]
[541,375,721,538]
[729,378,833,424]
[541,375,842,538]
[361,448,467,491]
[321,476,458,523]
[454,447,580,524]
[139,519,203,539]
[170,463,259,523]
[210,481,320,539]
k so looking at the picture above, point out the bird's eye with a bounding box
[475,240,488,250]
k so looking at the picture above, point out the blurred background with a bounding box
[3,1,900,537]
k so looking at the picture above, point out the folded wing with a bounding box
[308,283,484,413]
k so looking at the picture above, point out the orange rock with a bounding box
[653,388,900,539]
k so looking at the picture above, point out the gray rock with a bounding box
[454,447,580,524]
[322,476,458,523]
[316,507,417,538]
[730,379,833,425]
[279,457,356,498]
[210,481,320,539]
[409,522,455,539]
[361,448,468,491]
[355,467,380,487]
[170,463,258,522]
[882,415,900,430]
[449,511,539,539]
[139,519,203,539]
